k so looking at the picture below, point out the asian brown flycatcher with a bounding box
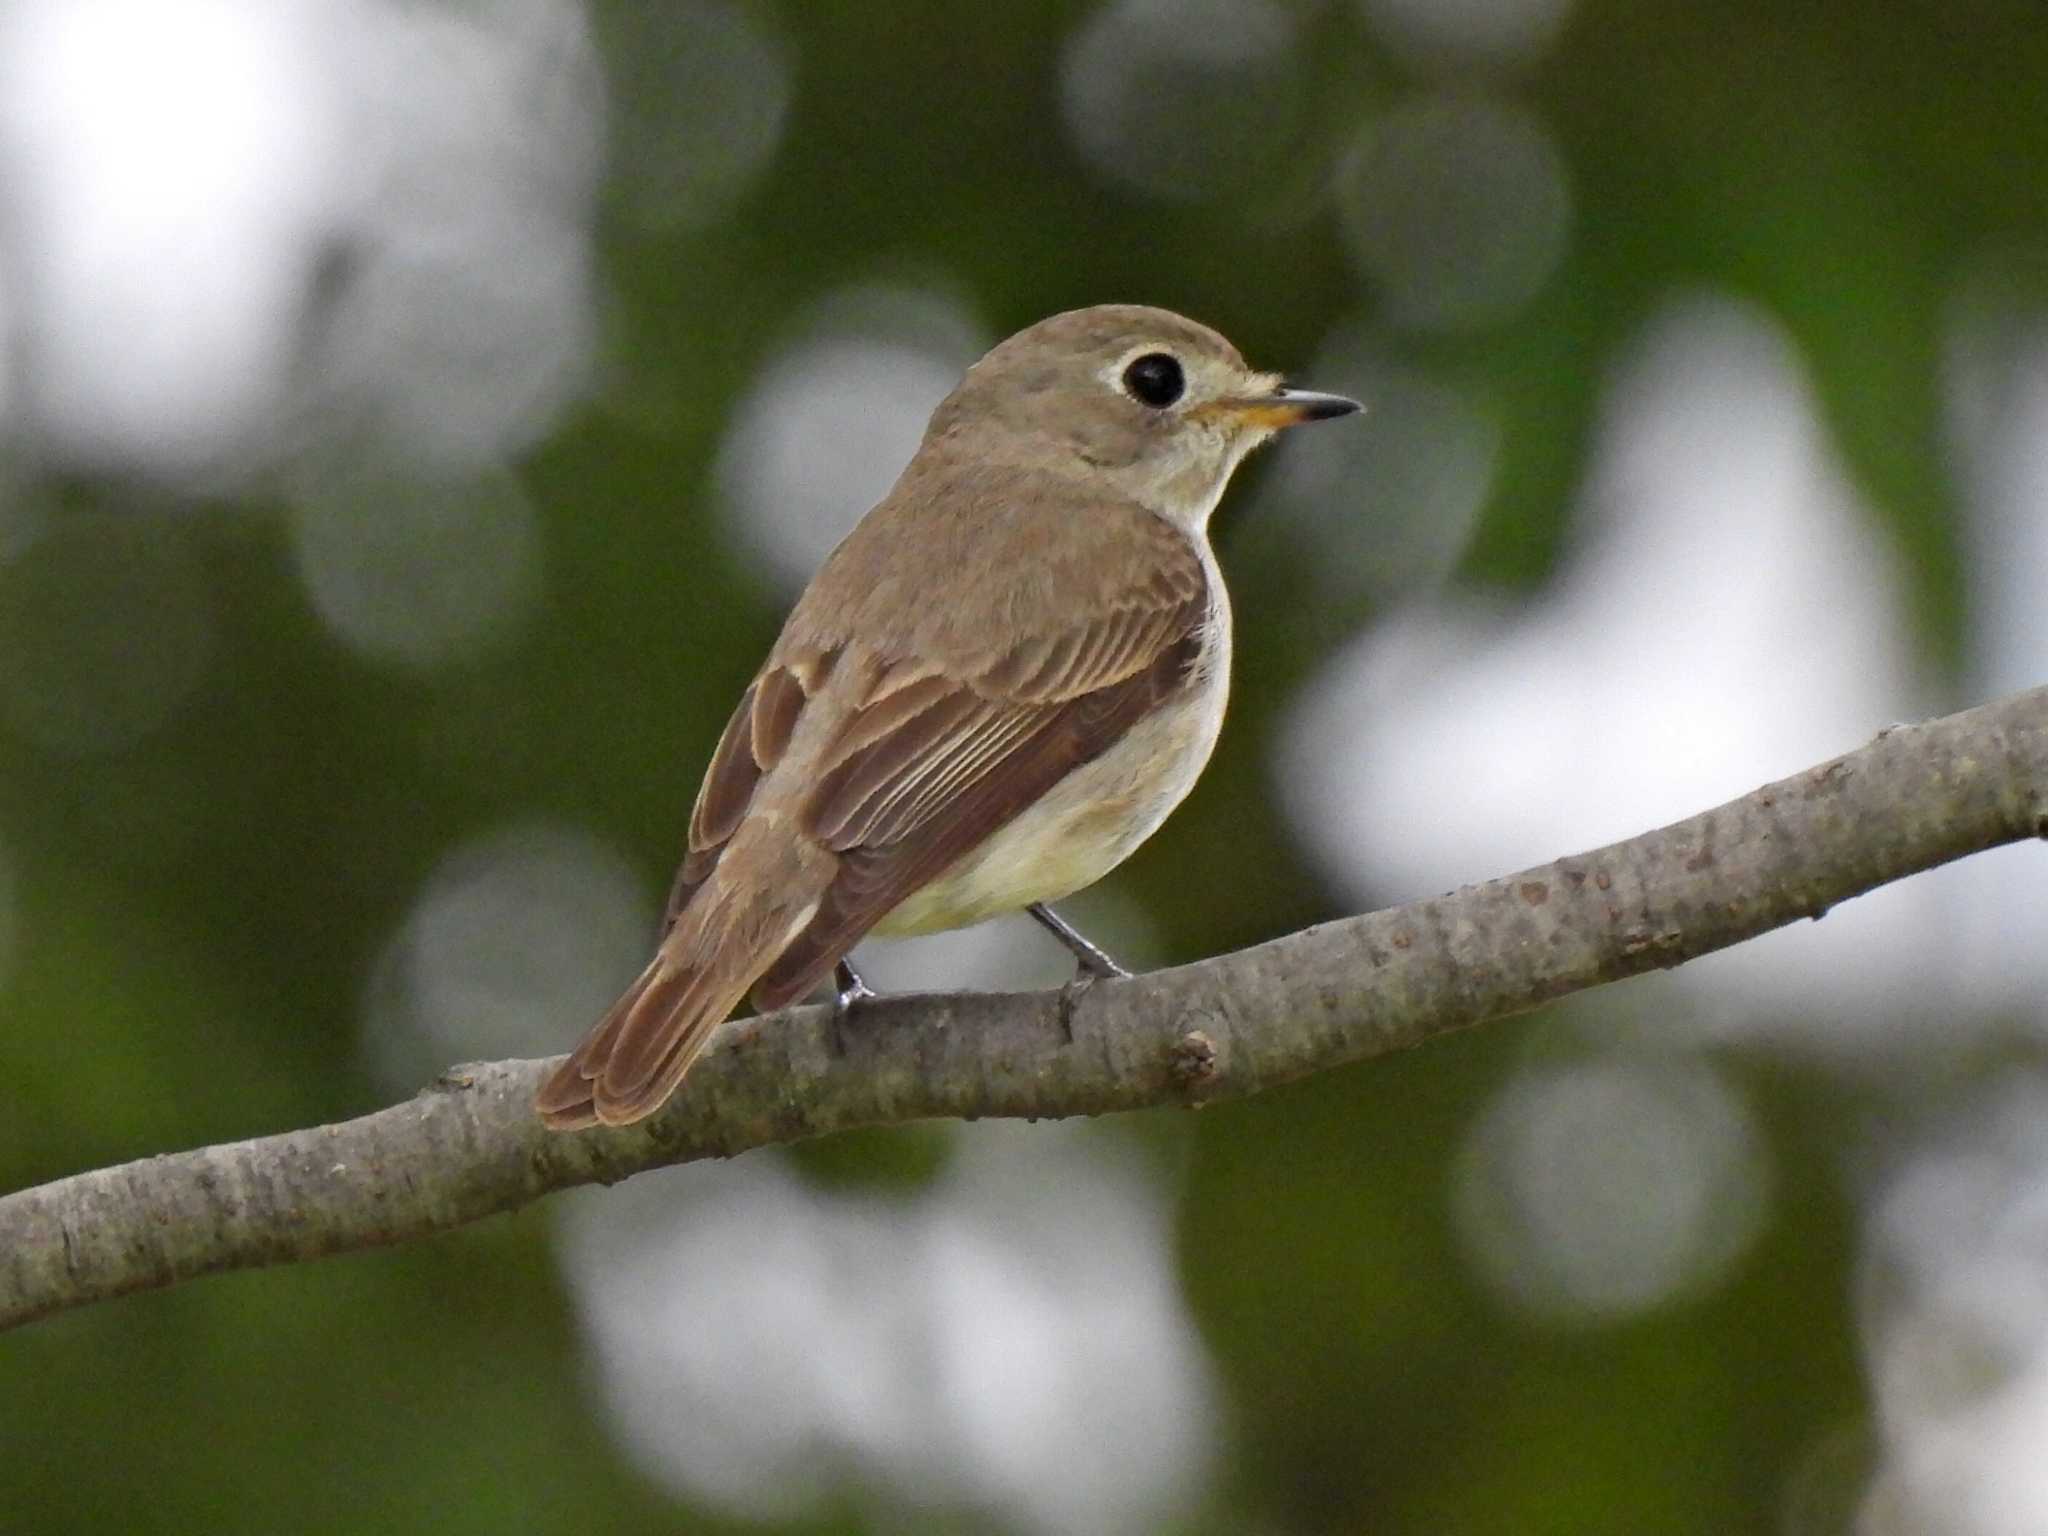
[537,304,1359,1129]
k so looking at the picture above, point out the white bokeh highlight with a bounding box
[0,0,600,488]
[1454,1053,1771,1321]
[0,240,14,435]
[301,0,601,474]
[559,1123,1217,1534]
[1058,0,1308,204]
[1858,1078,2048,1536]
[1838,268,2048,1536]
[360,822,650,1093]
[1336,94,1572,332]
[1279,291,1952,1049]
[1935,282,2048,1021]
[0,0,353,480]
[717,285,989,595]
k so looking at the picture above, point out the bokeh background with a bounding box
[2,0,2046,1531]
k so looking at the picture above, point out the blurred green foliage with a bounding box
[5,0,2046,1531]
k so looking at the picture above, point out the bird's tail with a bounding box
[535,851,834,1130]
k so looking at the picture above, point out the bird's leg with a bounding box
[829,956,878,1052]
[833,956,877,1002]
[1027,902,1130,979]
[1027,902,1129,1041]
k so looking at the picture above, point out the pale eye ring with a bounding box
[1121,351,1185,408]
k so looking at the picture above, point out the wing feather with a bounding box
[749,596,1207,1012]
[678,517,1209,1014]
[547,483,1219,1129]
[664,652,826,933]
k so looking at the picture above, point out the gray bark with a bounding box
[3,686,2044,1333]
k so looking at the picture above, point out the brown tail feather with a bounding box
[591,954,767,1122]
[532,955,739,1129]
[533,961,662,1130]
[535,852,834,1130]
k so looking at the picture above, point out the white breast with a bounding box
[871,543,1233,937]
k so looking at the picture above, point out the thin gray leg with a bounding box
[1026,902,1131,980]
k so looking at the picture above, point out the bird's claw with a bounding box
[830,958,877,1052]
[1054,955,1127,1041]
[1075,950,1130,982]
[833,973,876,1022]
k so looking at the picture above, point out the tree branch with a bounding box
[4,687,2045,1332]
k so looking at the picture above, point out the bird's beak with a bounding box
[1206,387,1363,432]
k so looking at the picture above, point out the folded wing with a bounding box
[536,527,1208,1129]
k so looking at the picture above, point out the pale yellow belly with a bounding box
[870,634,1230,937]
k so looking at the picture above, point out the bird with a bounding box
[537,304,1359,1129]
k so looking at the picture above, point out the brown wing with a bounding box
[541,502,1210,1130]
[544,586,1202,1129]
[746,587,1208,1011]
[660,651,835,934]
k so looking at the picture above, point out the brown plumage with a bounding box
[536,305,1358,1129]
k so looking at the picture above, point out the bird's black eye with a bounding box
[1121,352,1185,408]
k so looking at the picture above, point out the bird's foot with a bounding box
[1053,975,1092,1042]
[1030,903,1130,1041]
[830,957,878,1053]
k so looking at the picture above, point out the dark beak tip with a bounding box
[1280,388,1364,423]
